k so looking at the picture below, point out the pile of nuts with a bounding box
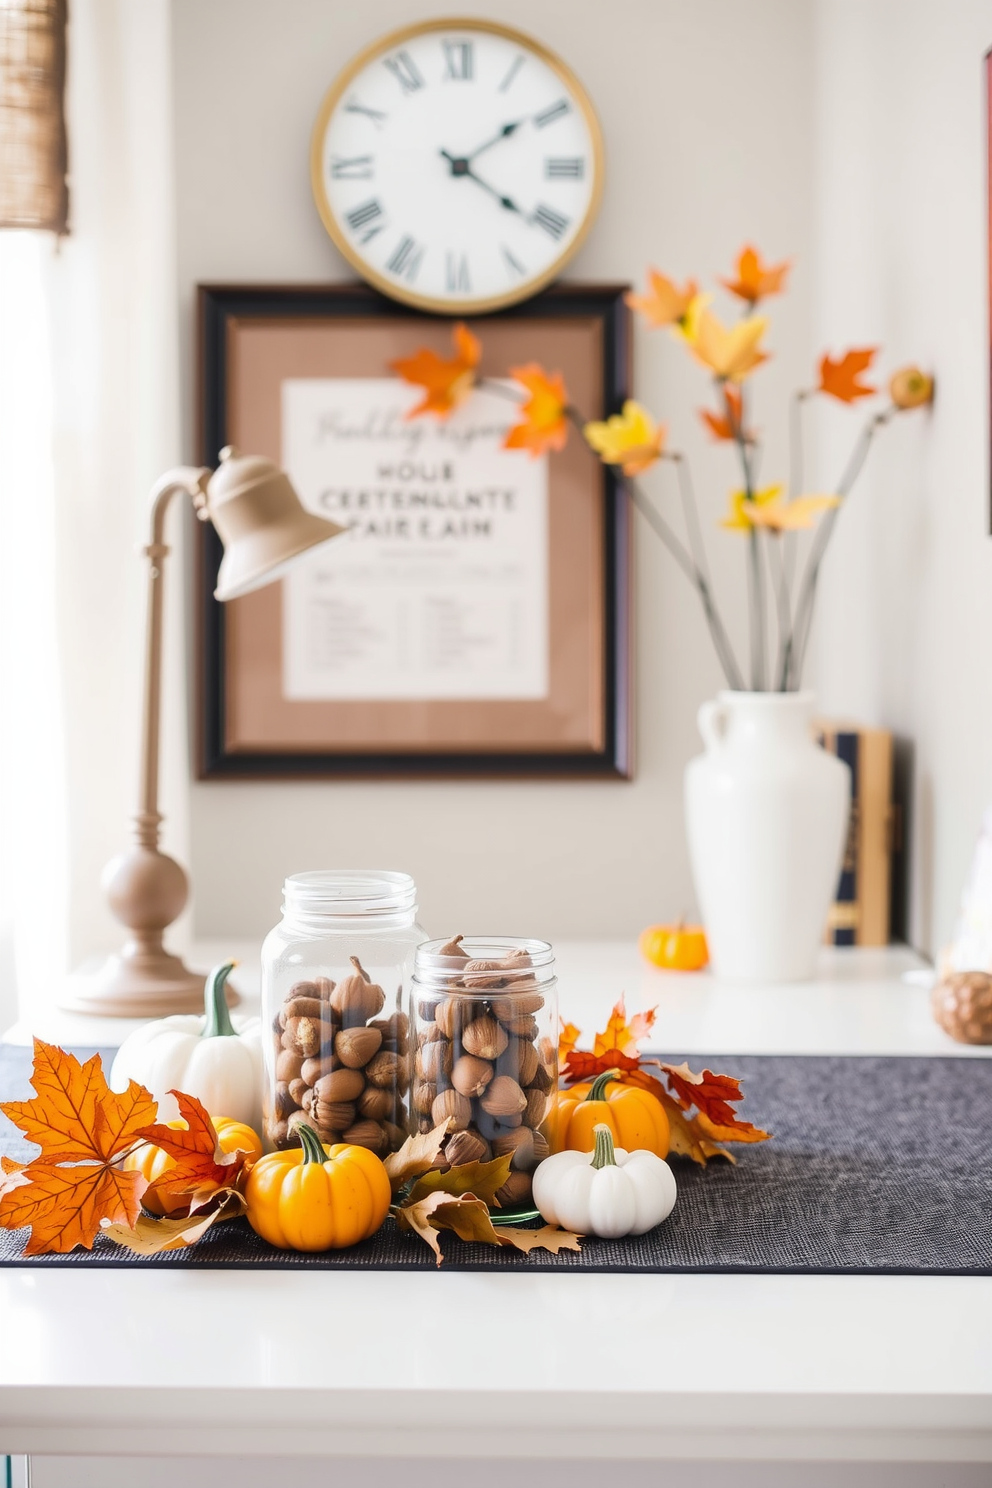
[265,956,410,1154]
[413,936,556,1208]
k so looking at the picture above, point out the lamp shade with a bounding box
[206,445,346,600]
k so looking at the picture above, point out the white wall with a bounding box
[172,0,817,946]
[810,0,992,956]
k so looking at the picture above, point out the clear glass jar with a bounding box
[409,936,558,1210]
[262,870,426,1155]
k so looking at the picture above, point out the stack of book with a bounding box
[816,724,898,947]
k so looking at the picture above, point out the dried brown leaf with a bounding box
[383,1119,451,1192]
[408,1153,513,1207]
[103,1188,247,1256]
[492,1224,583,1255]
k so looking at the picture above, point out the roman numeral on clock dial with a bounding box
[384,50,424,93]
[532,204,570,239]
[546,157,584,178]
[387,236,425,281]
[443,40,473,80]
[446,252,471,292]
[534,98,570,128]
[331,155,374,180]
[346,198,385,243]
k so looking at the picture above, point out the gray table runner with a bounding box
[1,1043,989,1272]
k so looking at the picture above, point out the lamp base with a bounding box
[58,945,205,1018]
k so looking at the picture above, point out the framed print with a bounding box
[196,282,631,778]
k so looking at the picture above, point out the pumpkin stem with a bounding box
[296,1122,327,1166]
[586,1069,620,1103]
[202,961,238,1039]
[591,1123,619,1169]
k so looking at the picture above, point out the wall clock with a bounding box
[310,18,604,314]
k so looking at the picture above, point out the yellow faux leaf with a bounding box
[584,401,667,476]
[407,1153,513,1207]
[682,305,769,381]
[721,485,784,532]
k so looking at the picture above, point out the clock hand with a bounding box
[466,119,524,162]
[439,150,523,214]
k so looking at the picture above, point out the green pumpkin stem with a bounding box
[586,1069,621,1102]
[296,1122,327,1167]
[591,1122,619,1170]
[202,961,238,1039]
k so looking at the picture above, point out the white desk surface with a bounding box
[2,941,991,1464]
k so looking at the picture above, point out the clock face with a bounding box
[311,19,603,313]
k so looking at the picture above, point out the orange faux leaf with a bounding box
[504,364,569,457]
[699,386,750,443]
[818,348,877,404]
[390,322,481,419]
[721,245,790,304]
[592,995,658,1058]
[135,1091,249,1211]
[0,1040,157,1254]
[625,269,699,328]
[562,1049,642,1084]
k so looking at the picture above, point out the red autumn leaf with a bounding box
[818,348,877,404]
[660,1061,770,1141]
[562,1049,642,1084]
[0,1039,157,1254]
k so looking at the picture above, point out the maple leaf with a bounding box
[699,386,752,443]
[407,1153,513,1208]
[562,1049,642,1084]
[492,1224,583,1255]
[625,269,699,328]
[818,348,877,404]
[721,245,790,304]
[390,322,481,419]
[592,995,657,1058]
[0,1040,157,1255]
[383,1119,451,1193]
[103,1188,247,1256]
[584,401,667,477]
[660,1061,771,1143]
[0,1156,27,1201]
[681,305,769,382]
[558,1020,582,1065]
[134,1091,253,1214]
[653,1088,735,1166]
[722,487,840,534]
[504,364,569,456]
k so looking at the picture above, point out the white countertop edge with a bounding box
[1,1389,990,1462]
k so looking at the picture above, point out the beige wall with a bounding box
[172,0,818,945]
[809,0,992,957]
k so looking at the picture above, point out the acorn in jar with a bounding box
[409,936,558,1210]
[264,956,411,1155]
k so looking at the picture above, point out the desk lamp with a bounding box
[61,447,345,1017]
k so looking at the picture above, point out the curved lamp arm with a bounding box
[135,466,210,850]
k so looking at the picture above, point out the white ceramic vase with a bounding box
[684,690,850,984]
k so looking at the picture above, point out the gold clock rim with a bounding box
[309,16,605,316]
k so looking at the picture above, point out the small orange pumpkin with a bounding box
[547,1070,670,1157]
[126,1116,262,1217]
[639,922,709,971]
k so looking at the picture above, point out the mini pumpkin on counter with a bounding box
[110,961,262,1132]
[547,1069,670,1157]
[533,1123,677,1238]
[244,1121,391,1251]
[638,922,709,971]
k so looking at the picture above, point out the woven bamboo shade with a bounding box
[0,0,68,232]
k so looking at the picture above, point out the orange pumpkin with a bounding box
[639,922,709,971]
[548,1070,670,1157]
[126,1116,262,1217]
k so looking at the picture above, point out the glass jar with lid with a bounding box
[409,936,558,1210]
[261,870,426,1155]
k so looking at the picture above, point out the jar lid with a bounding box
[283,870,417,920]
[412,936,555,994]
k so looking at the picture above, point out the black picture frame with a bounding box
[196,280,632,779]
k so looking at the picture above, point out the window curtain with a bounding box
[0,0,185,1031]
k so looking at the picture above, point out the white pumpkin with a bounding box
[532,1123,677,1238]
[110,961,263,1132]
